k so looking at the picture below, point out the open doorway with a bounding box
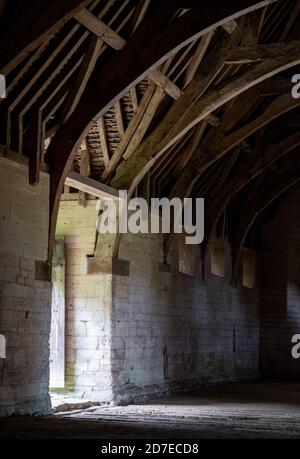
[48,196,114,410]
[49,238,66,390]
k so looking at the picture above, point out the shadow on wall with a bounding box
[109,232,261,405]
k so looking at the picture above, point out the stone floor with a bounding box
[1,381,300,439]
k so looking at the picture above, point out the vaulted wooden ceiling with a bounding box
[1,0,300,268]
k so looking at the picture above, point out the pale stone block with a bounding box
[73,336,99,350]
[68,311,94,322]
[66,320,87,337]
[83,371,101,387]
[88,360,100,372]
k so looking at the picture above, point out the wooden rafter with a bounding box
[184,31,215,87]
[0,0,91,74]
[73,8,127,50]
[114,100,125,137]
[112,40,300,192]
[3,0,300,280]
[97,117,110,167]
[27,0,277,259]
[10,0,135,155]
[65,171,120,200]
[101,81,157,181]
[109,27,243,191]
[131,0,151,34]
[74,7,182,101]
[102,50,178,183]
[78,140,91,207]
[60,37,103,123]
[196,94,300,172]
[226,40,300,64]
[202,131,300,259]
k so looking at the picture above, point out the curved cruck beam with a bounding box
[46,0,278,260]
[231,165,300,279]
[195,93,300,172]
[112,41,300,194]
[115,47,300,265]
[102,22,243,183]
[0,0,91,75]
[170,93,300,202]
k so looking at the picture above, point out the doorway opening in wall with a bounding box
[49,236,100,412]
[49,238,68,410]
[47,195,109,413]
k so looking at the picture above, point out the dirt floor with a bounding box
[1,381,300,439]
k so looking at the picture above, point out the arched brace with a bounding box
[46,0,277,261]
[111,39,300,193]
[165,92,300,229]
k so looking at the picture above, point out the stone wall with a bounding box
[261,186,300,378]
[2,157,297,415]
[111,233,261,403]
[56,199,113,401]
[56,201,260,404]
[0,157,51,416]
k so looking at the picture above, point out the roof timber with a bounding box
[111,41,300,192]
[131,0,151,35]
[2,0,127,148]
[0,0,92,75]
[162,12,264,200]
[48,1,278,174]
[60,37,103,124]
[101,49,187,182]
[8,0,135,155]
[184,31,215,87]
[202,131,300,258]
[73,8,127,50]
[226,40,300,64]
[4,22,85,147]
[74,8,183,100]
[97,117,110,168]
[110,24,244,190]
[65,171,120,201]
[3,0,300,265]
[157,8,297,194]
[196,93,300,172]
[61,15,135,134]
[78,141,91,207]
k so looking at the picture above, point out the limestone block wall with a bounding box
[56,201,260,404]
[0,157,51,416]
[261,186,300,378]
[111,233,260,403]
[56,200,113,400]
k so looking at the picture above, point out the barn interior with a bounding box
[1,0,300,439]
